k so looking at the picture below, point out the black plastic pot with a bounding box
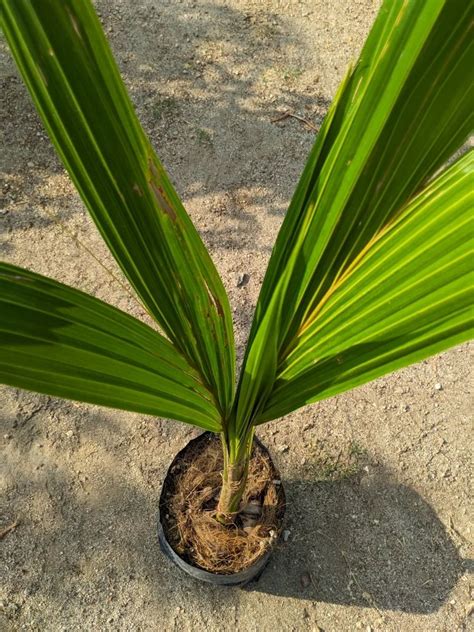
[158,432,285,586]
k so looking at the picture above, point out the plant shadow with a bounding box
[0,404,238,626]
[1,397,469,618]
[247,466,471,614]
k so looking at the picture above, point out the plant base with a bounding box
[158,432,285,584]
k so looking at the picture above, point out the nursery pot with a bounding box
[158,432,286,586]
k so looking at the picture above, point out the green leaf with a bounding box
[259,152,474,422]
[0,263,221,432]
[230,67,356,440]
[1,0,235,416]
[235,0,473,433]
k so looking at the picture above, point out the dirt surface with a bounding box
[1,1,472,630]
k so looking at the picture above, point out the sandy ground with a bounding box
[1,1,473,630]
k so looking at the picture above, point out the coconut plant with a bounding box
[1,0,472,582]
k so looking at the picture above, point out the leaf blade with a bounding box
[1,0,235,415]
[259,153,474,421]
[236,0,473,432]
[0,263,221,431]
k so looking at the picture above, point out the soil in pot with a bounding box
[159,433,285,575]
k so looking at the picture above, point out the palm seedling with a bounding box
[1,0,472,573]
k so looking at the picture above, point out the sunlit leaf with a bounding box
[1,0,235,416]
[0,263,221,432]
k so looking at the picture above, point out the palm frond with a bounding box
[259,152,473,421]
[1,0,235,416]
[0,263,222,431]
[234,0,473,434]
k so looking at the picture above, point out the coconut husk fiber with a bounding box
[160,433,285,574]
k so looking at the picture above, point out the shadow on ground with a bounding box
[1,1,330,252]
[248,469,470,613]
[1,401,469,618]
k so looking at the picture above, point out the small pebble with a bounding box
[300,571,312,589]
[278,444,289,453]
[434,383,443,391]
[236,273,250,288]
[283,529,291,542]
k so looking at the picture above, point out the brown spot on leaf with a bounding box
[214,297,224,317]
[148,180,177,221]
[147,158,177,221]
[204,281,224,317]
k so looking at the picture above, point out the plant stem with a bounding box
[216,428,254,525]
